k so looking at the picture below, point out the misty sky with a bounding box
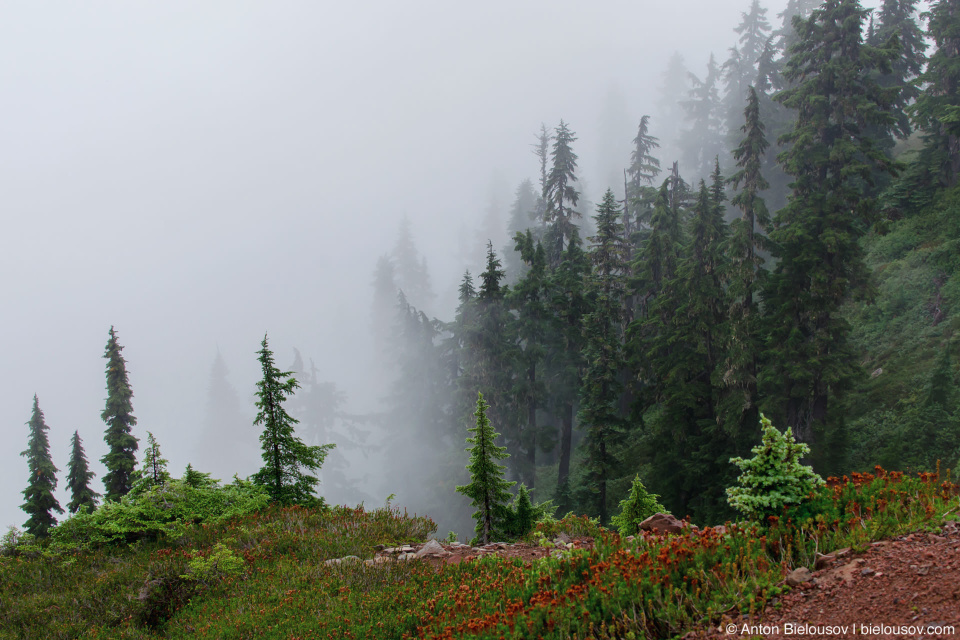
[2,0,889,531]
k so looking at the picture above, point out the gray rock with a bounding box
[416,539,451,557]
[553,532,571,545]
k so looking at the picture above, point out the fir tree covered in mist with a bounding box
[577,191,629,523]
[21,396,63,537]
[682,54,725,179]
[718,87,770,442]
[544,121,582,263]
[251,334,335,506]
[762,0,900,456]
[508,231,550,488]
[66,430,99,514]
[101,326,139,502]
[911,0,960,185]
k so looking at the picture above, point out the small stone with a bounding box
[553,532,571,545]
[786,567,814,587]
[861,567,875,576]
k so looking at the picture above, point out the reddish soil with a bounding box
[695,519,960,640]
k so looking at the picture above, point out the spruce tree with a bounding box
[681,54,725,179]
[763,0,900,453]
[508,231,549,488]
[625,115,662,238]
[66,430,100,514]
[251,334,335,506]
[140,431,170,486]
[911,0,960,185]
[545,229,591,506]
[544,120,582,262]
[874,0,926,140]
[456,392,515,545]
[101,326,139,502]
[578,190,629,523]
[718,87,771,438]
[21,396,63,537]
[473,242,520,476]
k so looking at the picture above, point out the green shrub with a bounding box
[726,414,824,521]
[50,478,269,548]
[610,475,666,536]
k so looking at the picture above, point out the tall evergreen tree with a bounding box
[508,231,549,488]
[66,430,99,514]
[737,0,773,71]
[911,0,960,185]
[644,179,731,521]
[472,242,520,474]
[544,121,582,262]
[21,396,63,537]
[101,326,139,502]
[681,54,725,179]
[656,52,692,163]
[251,334,335,505]
[392,216,435,312]
[762,0,900,454]
[456,392,516,545]
[874,0,926,140]
[719,87,771,439]
[577,191,629,523]
[546,229,592,507]
[625,115,662,229]
[504,179,540,282]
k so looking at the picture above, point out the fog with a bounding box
[2,0,882,534]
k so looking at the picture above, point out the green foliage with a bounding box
[610,475,666,537]
[20,396,63,537]
[66,430,100,514]
[180,543,244,583]
[129,431,171,498]
[250,334,335,506]
[101,326,140,502]
[727,414,825,520]
[456,392,516,544]
[501,485,555,539]
[50,478,269,548]
[1,476,955,640]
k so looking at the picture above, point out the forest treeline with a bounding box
[370,0,960,526]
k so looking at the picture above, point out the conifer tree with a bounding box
[544,120,582,262]
[101,326,139,502]
[504,179,539,282]
[874,0,926,140]
[763,0,900,453]
[473,242,520,474]
[578,190,629,523]
[718,87,771,438]
[66,430,100,514]
[251,334,335,506]
[645,180,731,520]
[545,229,591,506]
[625,115,661,232]
[456,392,516,545]
[140,431,170,486]
[912,0,960,185]
[508,231,549,487]
[392,216,434,312]
[681,54,725,179]
[21,396,63,537]
[736,0,773,71]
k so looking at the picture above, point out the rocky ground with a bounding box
[697,519,960,640]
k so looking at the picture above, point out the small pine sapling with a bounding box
[610,475,666,537]
[456,392,515,544]
[726,414,824,521]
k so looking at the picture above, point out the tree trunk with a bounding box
[557,403,573,487]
